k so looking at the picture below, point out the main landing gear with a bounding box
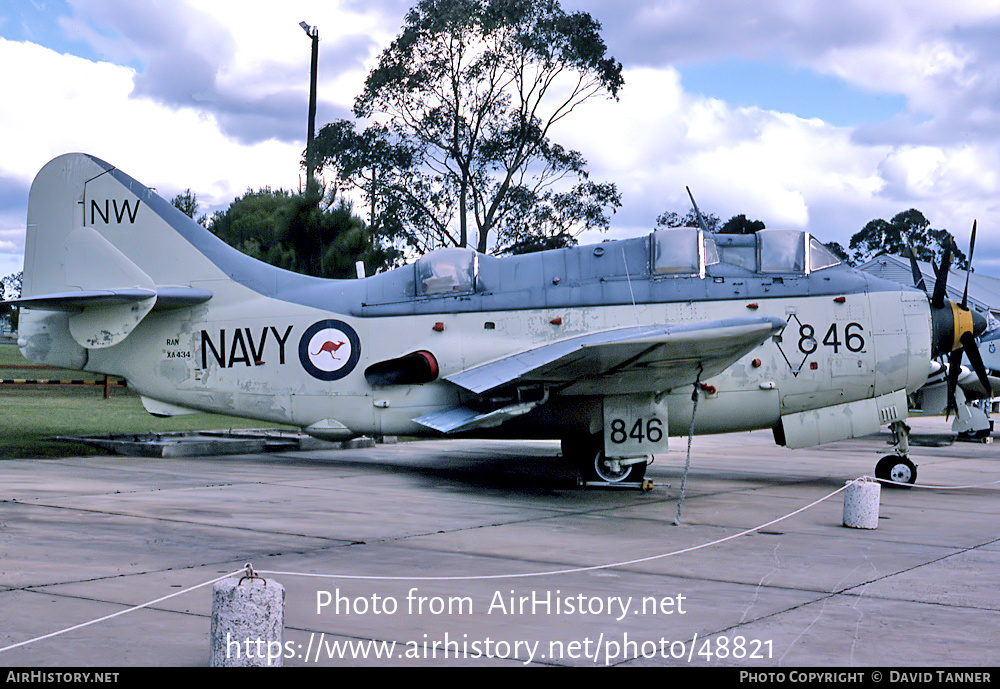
[875,420,917,487]
[562,433,650,488]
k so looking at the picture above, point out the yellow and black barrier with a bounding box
[1,375,126,398]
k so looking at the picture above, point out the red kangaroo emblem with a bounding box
[312,340,346,359]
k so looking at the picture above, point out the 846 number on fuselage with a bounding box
[797,321,866,355]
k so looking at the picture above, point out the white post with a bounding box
[842,479,880,529]
[210,568,285,667]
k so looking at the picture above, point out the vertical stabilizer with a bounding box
[22,154,227,299]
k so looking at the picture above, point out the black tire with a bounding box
[563,433,647,483]
[585,448,647,483]
[875,454,917,487]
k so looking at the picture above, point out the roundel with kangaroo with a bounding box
[299,319,361,381]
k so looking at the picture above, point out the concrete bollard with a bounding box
[842,479,880,529]
[210,571,285,667]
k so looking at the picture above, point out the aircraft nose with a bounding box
[972,306,988,338]
[930,300,988,357]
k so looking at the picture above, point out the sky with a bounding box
[3,0,1000,282]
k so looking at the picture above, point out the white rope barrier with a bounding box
[259,481,857,582]
[0,569,244,654]
[876,475,1000,490]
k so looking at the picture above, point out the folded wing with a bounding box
[416,315,785,433]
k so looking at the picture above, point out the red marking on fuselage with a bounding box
[312,340,346,359]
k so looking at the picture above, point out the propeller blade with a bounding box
[962,220,977,308]
[932,241,952,310]
[905,243,927,292]
[961,330,992,396]
[947,347,963,419]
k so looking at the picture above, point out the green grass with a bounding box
[0,341,105,381]
[0,341,29,367]
[0,343,294,458]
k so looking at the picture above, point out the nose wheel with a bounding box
[875,420,917,487]
[875,454,917,487]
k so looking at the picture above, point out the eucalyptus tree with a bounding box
[317,0,624,255]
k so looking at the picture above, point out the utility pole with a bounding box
[300,21,319,192]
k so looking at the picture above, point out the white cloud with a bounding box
[0,36,306,208]
[54,0,391,143]
[558,68,894,243]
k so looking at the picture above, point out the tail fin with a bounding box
[13,154,287,366]
[15,154,224,356]
[15,153,326,366]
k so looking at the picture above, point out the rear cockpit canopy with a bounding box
[712,229,840,276]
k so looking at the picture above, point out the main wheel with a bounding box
[563,434,647,483]
[585,447,648,483]
[875,454,917,487]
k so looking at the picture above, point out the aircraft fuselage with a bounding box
[69,237,930,444]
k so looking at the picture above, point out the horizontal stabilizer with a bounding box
[6,286,211,350]
[6,208,221,349]
[6,226,213,348]
[7,286,212,312]
[8,289,156,311]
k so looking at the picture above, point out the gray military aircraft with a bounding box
[6,154,990,485]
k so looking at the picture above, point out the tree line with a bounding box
[159,0,963,279]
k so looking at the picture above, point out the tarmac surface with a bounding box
[1,416,998,668]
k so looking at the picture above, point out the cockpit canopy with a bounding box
[416,247,478,296]
[651,227,719,278]
[652,227,841,277]
[409,228,841,299]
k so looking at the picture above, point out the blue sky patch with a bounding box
[1,0,119,64]
[677,59,908,128]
